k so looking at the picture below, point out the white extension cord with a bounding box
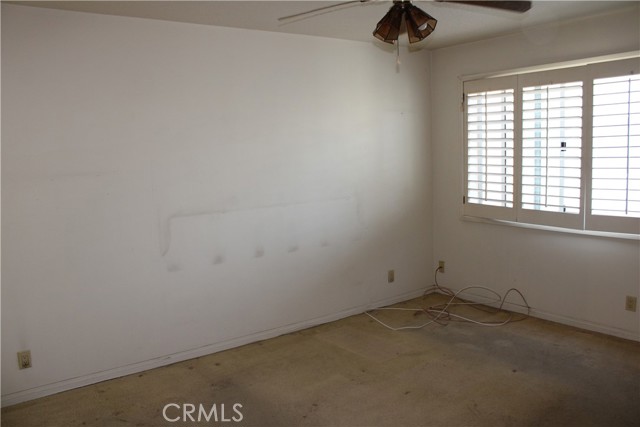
[365,267,531,331]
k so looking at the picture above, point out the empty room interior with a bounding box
[1,1,639,426]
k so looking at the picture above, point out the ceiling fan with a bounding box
[278,0,532,45]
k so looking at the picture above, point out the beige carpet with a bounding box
[3,294,639,426]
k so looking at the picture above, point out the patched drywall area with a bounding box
[1,4,433,403]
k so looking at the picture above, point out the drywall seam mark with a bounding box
[160,209,224,257]
[159,195,353,256]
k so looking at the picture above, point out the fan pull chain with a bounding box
[395,41,401,65]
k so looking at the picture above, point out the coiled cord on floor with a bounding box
[365,267,531,331]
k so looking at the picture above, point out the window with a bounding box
[463,57,640,235]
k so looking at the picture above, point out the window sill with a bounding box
[462,215,640,241]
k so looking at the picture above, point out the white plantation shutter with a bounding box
[591,75,640,217]
[464,76,517,221]
[587,58,640,234]
[516,67,585,229]
[521,82,583,214]
[466,90,515,206]
[463,58,639,234]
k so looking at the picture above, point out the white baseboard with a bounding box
[451,289,640,342]
[1,287,426,408]
[367,288,429,311]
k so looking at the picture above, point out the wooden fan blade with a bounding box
[278,0,371,21]
[439,1,532,13]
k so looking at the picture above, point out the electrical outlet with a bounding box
[438,260,445,273]
[388,269,395,283]
[625,296,637,312]
[17,350,32,370]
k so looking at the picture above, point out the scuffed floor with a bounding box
[3,294,639,426]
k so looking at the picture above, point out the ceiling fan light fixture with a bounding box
[372,3,404,44]
[373,1,437,45]
[405,4,437,43]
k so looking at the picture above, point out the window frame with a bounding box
[462,56,640,235]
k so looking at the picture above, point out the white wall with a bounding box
[431,6,640,340]
[1,4,432,404]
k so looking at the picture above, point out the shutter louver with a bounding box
[521,82,583,214]
[591,74,640,218]
[466,89,515,208]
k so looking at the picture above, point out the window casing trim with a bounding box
[458,50,640,82]
[462,215,640,241]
